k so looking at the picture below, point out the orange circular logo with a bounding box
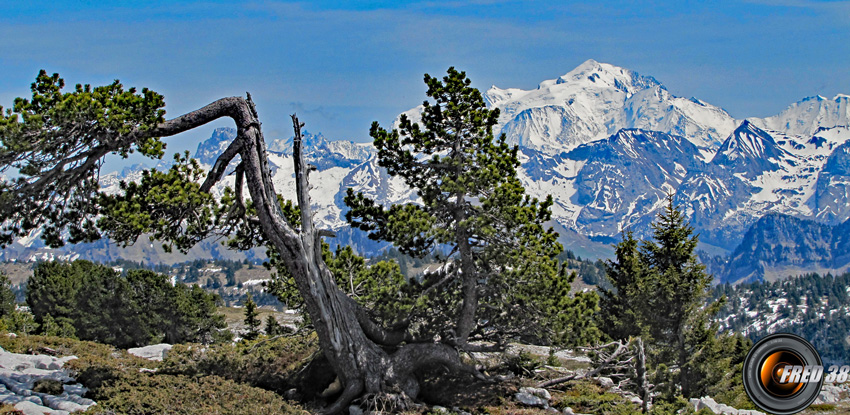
[759,350,804,397]
[743,333,823,415]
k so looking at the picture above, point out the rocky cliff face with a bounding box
[815,140,850,224]
[716,214,850,283]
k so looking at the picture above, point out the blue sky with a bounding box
[1,1,849,168]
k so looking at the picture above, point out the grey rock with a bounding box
[127,343,173,361]
[58,390,94,406]
[39,393,90,412]
[515,391,549,408]
[14,400,68,415]
[0,349,95,413]
[596,377,615,389]
[1,393,41,405]
[627,394,643,405]
[519,386,552,401]
[0,376,33,396]
[348,405,364,415]
[689,396,766,415]
[813,384,842,404]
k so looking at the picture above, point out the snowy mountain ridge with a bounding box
[6,60,850,268]
[481,59,739,152]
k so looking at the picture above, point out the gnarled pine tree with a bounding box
[0,69,593,413]
[0,69,491,413]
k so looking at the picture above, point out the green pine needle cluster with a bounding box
[0,71,166,248]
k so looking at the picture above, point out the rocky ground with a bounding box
[0,336,96,415]
[0,334,846,415]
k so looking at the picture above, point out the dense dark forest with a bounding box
[711,272,850,364]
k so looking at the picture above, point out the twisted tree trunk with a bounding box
[148,95,479,414]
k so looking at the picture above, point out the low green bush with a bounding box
[553,380,640,415]
[160,333,319,394]
[807,403,837,412]
[0,334,114,358]
[80,372,307,415]
[32,378,64,395]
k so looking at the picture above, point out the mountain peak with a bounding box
[478,59,734,153]
[724,121,779,157]
[194,127,237,165]
[546,59,661,95]
[712,121,786,176]
[267,130,330,154]
[753,93,850,137]
[734,119,757,132]
[563,59,602,77]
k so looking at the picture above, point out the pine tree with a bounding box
[0,273,16,319]
[345,67,592,347]
[26,260,226,347]
[598,195,724,399]
[243,293,260,340]
[642,195,715,397]
[264,314,281,336]
[597,230,649,342]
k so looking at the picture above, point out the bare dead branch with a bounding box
[291,114,313,238]
[537,340,631,388]
[201,138,243,192]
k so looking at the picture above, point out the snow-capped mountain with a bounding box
[676,124,850,250]
[529,129,703,240]
[484,59,737,152]
[751,94,850,138]
[9,60,850,267]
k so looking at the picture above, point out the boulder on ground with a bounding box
[0,348,95,414]
[689,396,765,415]
[14,398,71,415]
[127,344,173,361]
[516,386,551,408]
[596,377,615,389]
[813,384,842,404]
